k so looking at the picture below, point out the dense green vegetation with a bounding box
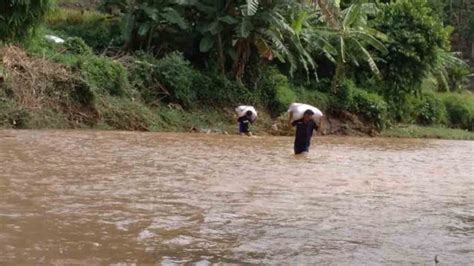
[0,0,473,139]
[0,0,50,40]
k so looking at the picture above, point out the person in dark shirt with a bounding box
[291,109,319,154]
[238,110,254,136]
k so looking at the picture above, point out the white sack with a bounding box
[235,105,257,121]
[288,103,323,123]
[45,35,65,44]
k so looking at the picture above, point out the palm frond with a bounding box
[354,39,381,78]
[161,7,188,29]
[237,17,253,38]
[433,67,450,92]
[199,35,214,52]
[343,4,361,28]
[261,11,295,35]
[439,50,469,69]
[241,0,259,16]
[260,28,298,73]
[352,30,388,54]
[291,10,309,35]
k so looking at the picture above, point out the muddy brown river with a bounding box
[0,130,473,265]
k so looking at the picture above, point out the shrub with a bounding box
[352,89,388,129]
[67,77,93,105]
[404,94,423,124]
[128,53,257,108]
[26,30,126,110]
[23,26,62,56]
[258,67,296,116]
[440,93,474,131]
[309,78,332,93]
[154,52,197,108]
[128,52,201,108]
[64,37,93,55]
[274,81,297,114]
[415,92,447,125]
[0,100,31,128]
[46,8,122,50]
[334,79,356,110]
[98,96,159,131]
[293,87,330,112]
[23,44,132,105]
[79,56,130,97]
[194,72,257,106]
[28,108,69,129]
[124,53,155,101]
[127,53,199,107]
[335,80,388,129]
[446,62,470,92]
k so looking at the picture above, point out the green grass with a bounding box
[382,124,474,140]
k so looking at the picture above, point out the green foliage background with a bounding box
[0,0,472,136]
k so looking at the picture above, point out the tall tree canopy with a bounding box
[375,0,450,98]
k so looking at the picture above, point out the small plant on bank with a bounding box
[154,52,197,108]
[415,92,448,126]
[335,80,388,129]
[441,93,474,131]
[64,37,93,55]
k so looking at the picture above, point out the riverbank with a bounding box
[2,105,473,140]
[381,124,474,140]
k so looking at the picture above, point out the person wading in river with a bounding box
[291,109,319,155]
[238,110,254,136]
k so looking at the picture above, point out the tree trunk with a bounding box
[318,0,339,28]
[233,40,251,82]
[331,60,344,93]
[217,33,226,76]
[146,26,155,52]
[471,41,474,61]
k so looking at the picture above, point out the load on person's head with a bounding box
[235,105,258,122]
[236,105,257,136]
[304,109,315,116]
[288,103,323,124]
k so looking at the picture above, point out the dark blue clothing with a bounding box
[238,116,252,133]
[292,119,318,154]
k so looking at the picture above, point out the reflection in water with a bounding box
[0,130,473,264]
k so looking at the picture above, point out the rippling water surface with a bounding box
[0,130,473,265]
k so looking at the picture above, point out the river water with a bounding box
[0,130,473,265]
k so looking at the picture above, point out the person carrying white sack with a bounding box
[235,106,257,136]
[288,103,323,155]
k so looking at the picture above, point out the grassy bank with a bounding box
[382,124,474,140]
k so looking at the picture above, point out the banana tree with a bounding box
[187,0,238,75]
[231,0,318,81]
[312,3,388,92]
[432,49,470,92]
[185,0,318,81]
[123,0,189,50]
